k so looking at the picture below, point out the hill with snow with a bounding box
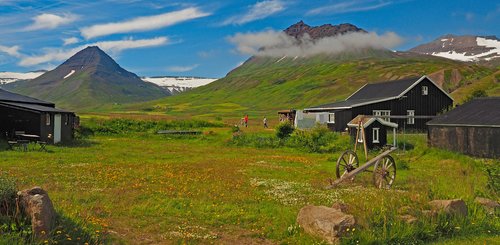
[409,35,500,63]
[142,76,217,94]
[0,71,45,84]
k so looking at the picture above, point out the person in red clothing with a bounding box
[244,114,249,127]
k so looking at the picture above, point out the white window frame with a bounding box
[45,113,51,126]
[407,110,415,125]
[372,128,380,143]
[373,110,391,122]
[422,86,428,95]
[328,113,335,123]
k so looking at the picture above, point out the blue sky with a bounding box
[0,0,498,78]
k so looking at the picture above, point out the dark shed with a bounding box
[347,115,398,149]
[427,97,500,158]
[0,89,76,144]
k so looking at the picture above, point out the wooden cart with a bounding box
[327,117,397,189]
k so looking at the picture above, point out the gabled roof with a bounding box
[305,75,453,111]
[427,97,500,128]
[347,115,398,128]
[0,102,72,113]
[0,88,54,106]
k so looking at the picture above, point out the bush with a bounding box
[0,174,16,216]
[287,124,349,153]
[275,122,294,139]
[81,118,224,136]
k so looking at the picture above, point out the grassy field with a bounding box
[1,118,498,244]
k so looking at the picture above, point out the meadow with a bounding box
[0,117,499,244]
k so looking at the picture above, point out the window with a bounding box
[328,113,335,123]
[373,110,391,122]
[407,110,415,125]
[422,86,428,95]
[372,128,380,143]
[45,114,51,126]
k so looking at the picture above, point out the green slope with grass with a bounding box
[123,53,498,118]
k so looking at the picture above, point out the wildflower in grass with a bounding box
[56,230,62,234]
[44,240,48,244]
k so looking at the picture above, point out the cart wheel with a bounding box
[373,155,396,189]
[336,150,359,179]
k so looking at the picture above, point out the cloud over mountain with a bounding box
[228,30,403,57]
[19,37,169,66]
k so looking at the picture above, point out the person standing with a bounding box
[263,116,268,128]
[244,114,249,127]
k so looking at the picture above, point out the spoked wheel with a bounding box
[336,150,359,179]
[373,155,396,189]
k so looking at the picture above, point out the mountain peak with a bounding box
[284,21,366,39]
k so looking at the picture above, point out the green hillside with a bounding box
[123,54,499,118]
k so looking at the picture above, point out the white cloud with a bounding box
[63,37,79,46]
[19,37,169,67]
[80,7,210,39]
[228,30,403,57]
[307,0,392,15]
[0,44,21,57]
[167,64,199,72]
[223,0,284,25]
[26,13,78,30]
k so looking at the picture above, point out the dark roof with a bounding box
[347,77,419,100]
[0,102,73,113]
[305,75,452,111]
[0,89,53,106]
[427,97,500,127]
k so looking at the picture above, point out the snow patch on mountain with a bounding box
[63,70,75,79]
[142,76,217,94]
[0,71,45,84]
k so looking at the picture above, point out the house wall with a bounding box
[428,125,500,158]
[39,112,75,144]
[349,121,388,149]
[327,109,352,132]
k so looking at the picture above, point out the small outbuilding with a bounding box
[278,109,296,125]
[427,97,500,158]
[0,89,76,144]
[347,115,398,150]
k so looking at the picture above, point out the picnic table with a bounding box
[8,134,47,151]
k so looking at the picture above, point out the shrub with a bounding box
[287,124,349,153]
[0,174,16,216]
[275,122,294,139]
[81,118,224,136]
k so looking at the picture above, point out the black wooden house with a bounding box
[0,89,76,144]
[347,115,398,149]
[304,76,453,132]
[427,97,500,158]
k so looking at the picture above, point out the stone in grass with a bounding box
[297,205,356,244]
[474,197,499,214]
[331,202,349,213]
[399,214,418,224]
[17,187,56,240]
[428,199,467,217]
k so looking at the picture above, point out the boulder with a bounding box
[17,187,56,239]
[428,199,467,217]
[474,197,499,214]
[399,214,418,224]
[331,202,349,213]
[297,205,356,244]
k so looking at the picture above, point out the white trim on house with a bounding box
[328,112,335,123]
[372,128,380,143]
[345,83,368,100]
[347,117,398,128]
[407,110,415,124]
[397,75,454,101]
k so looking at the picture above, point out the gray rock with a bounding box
[428,199,467,217]
[297,205,356,244]
[17,187,56,239]
[399,214,418,224]
[474,197,499,214]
